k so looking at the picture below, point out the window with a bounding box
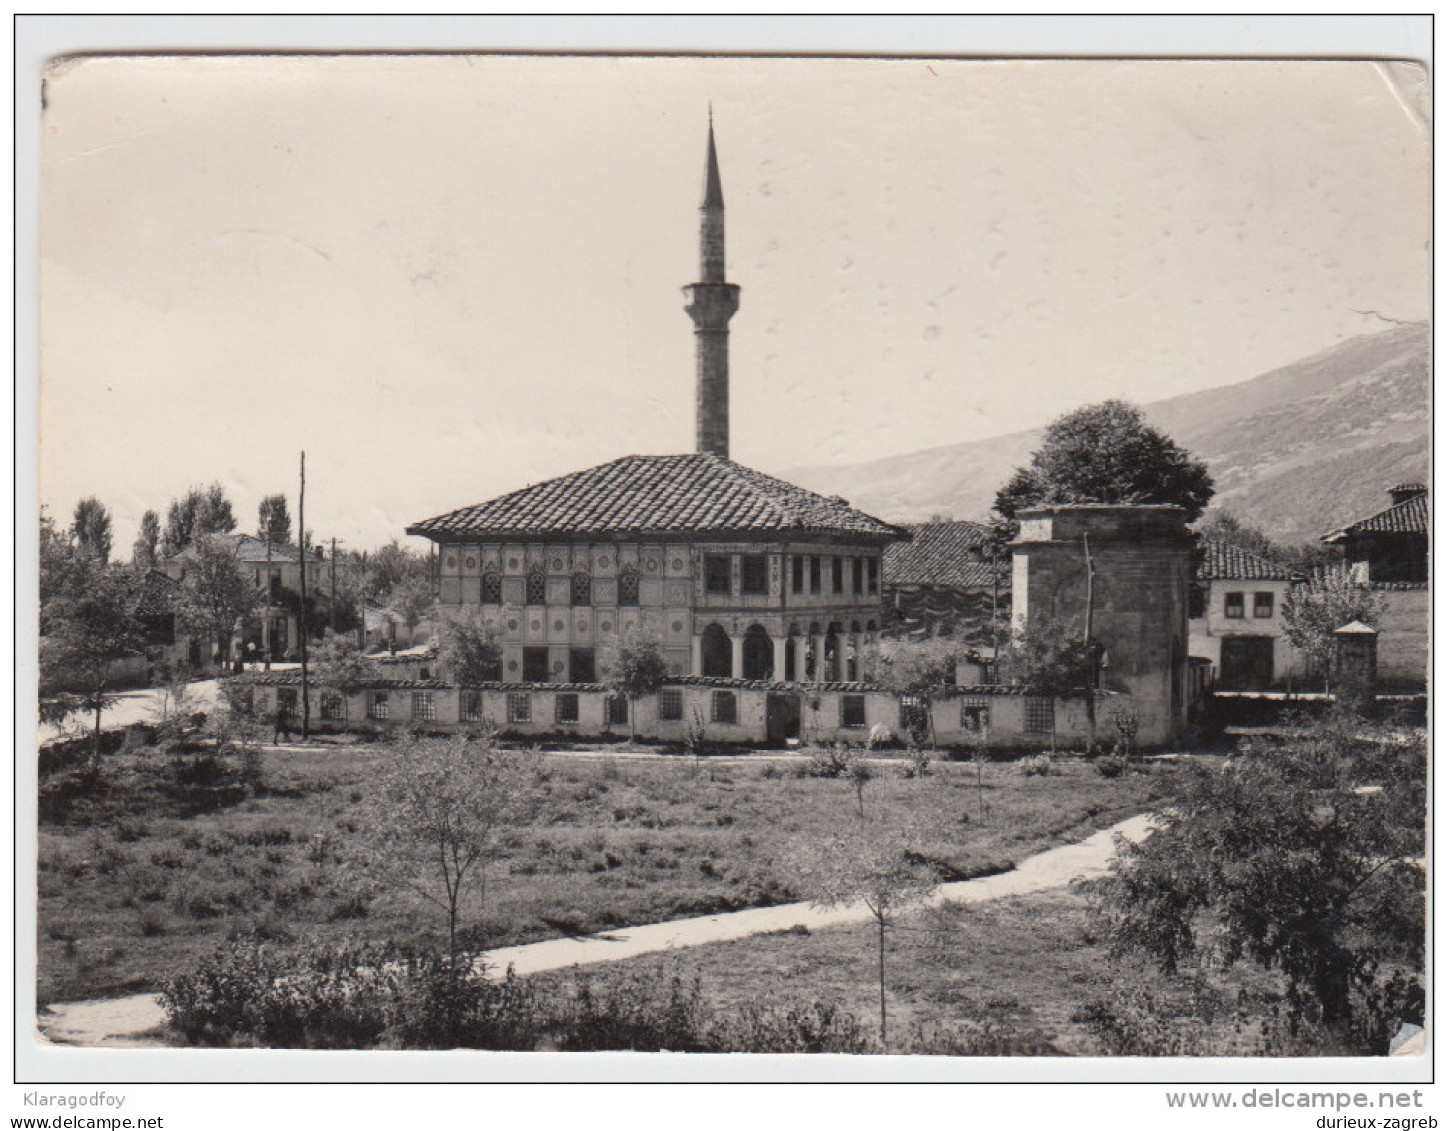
[1224,592,1244,619]
[526,568,547,606]
[841,694,867,729]
[523,647,550,683]
[411,691,436,722]
[618,567,639,607]
[810,556,822,595]
[1254,592,1274,619]
[507,693,531,724]
[368,691,390,721]
[704,554,732,595]
[276,688,298,716]
[555,693,579,724]
[607,694,629,726]
[320,693,343,720]
[461,690,482,723]
[791,555,804,594]
[867,557,878,595]
[853,557,863,595]
[571,571,592,606]
[832,557,844,594]
[711,690,737,725]
[960,697,990,732]
[741,554,768,595]
[1024,697,1054,735]
[659,688,683,721]
[481,572,502,605]
[569,647,596,684]
[899,695,929,739]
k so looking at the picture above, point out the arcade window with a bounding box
[741,554,768,595]
[832,557,844,594]
[1254,592,1274,618]
[867,557,878,594]
[853,557,864,595]
[711,690,737,725]
[320,693,343,720]
[618,568,640,607]
[810,556,822,594]
[841,694,867,729]
[411,692,436,722]
[571,572,592,606]
[506,693,531,724]
[659,688,684,721]
[792,555,804,594]
[367,691,390,721]
[607,694,630,726]
[554,693,579,724]
[1024,697,1054,734]
[461,691,482,722]
[705,555,732,594]
[526,569,547,606]
[1224,592,1245,619]
[481,572,502,605]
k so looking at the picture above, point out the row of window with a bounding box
[787,554,878,598]
[1223,591,1274,619]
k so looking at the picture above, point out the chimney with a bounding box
[682,115,740,459]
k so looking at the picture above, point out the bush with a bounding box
[1017,753,1052,777]
[804,743,855,779]
[1095,752,1129,779]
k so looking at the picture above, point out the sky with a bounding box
[39,54,1430,554]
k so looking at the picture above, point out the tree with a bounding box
[799,816,944,1046]
[997,614,1098,751]
[360,735,542,968]
[39,557,141,765]
[311,631,380,729]
[175,534,259,663]
[1282,568,1385,693]
[162,483,237,556]
[603,626,669,739]
[257,494,292,545]
[870,634,963,749]
[993,400,1214,522]
[132,509,161,570]
[436,609,503,684]
[365,539,424,601]
[1092,718,1425,1050]
[70,496,112,565]
[385,572,437,646]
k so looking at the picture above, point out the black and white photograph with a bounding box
[19,16,1432,1114]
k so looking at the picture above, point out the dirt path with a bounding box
[35,811,1156,1049]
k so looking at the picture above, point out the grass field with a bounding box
[36,743,1182,1005]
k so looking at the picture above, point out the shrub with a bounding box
[1095,752,1129,779]
[804,743,855,779]
[1017,753,1052,777]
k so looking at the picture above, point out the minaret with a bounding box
[683,114,741,460]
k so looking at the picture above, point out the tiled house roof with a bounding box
[1323,491,1429,542]
[1198,540,1298,582]
[407,453,908,542]
[883,521,999,589]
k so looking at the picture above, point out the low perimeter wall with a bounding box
[240,676,1120,751]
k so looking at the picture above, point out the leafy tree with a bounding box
[436,609,503,684]
[365,539,424,601]
[162,483,237,556]
[39,556,141,765]
[1092,717,1425,1050]
[359,736,542,968]
[311,631,380,729]
[70,496,113,565]
[40,510,84,608]
[1282,568,1385,693]
[870,634,963,749]
[997,614,1098,751]
[603,626,669,739]
[132,509,161,570]
[993,400,1214,522]
[800,815,944,1045]
[257,494,292,545]
[385,572,437,645]
[175,534,259,663]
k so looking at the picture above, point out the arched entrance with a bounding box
[742,624,773,680]
[701,623,732,677]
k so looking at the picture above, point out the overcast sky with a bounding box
[40,55,1429,553]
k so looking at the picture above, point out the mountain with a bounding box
[784,323,1429,545]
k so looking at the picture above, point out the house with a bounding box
[161,533,326,662]
[1188,540,1306,690]
[406,121,908,715]
[881,520,1008,648]
[1322,484,1429,690]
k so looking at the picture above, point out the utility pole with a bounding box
[329,537,344,634]
[263,536,273,672]
[299,451,310,740]
[1082,532,1097,753]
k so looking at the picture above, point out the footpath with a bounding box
[36,812,1155,1048]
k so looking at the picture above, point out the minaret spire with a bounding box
[684,113,740,459]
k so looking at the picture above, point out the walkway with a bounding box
[36,812,1156,1048]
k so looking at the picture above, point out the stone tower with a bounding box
[683,116,740,460]
[1010,505,1194,747]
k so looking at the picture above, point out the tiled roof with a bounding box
[1323,491,1429,542]
[127,569,182,616]
[406,453,908,542]
[169,533,312,565]
[883,522,999,588]
[1198,540,1298,582]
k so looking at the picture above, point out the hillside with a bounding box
[785,323,1429,544]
